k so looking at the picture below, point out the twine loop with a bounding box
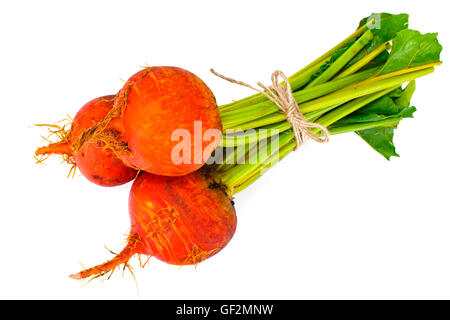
[211,69,330,149]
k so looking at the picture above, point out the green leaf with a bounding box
[358,95,399,115]
[346,13,409,70]
[334,95,399,125]
[395,80,416,109]
[399,106,416,118]
[331,83,417,160]
[352,104,416,160]
[388,87,403,98]
[359,13,409,42]
[334,81,417,125]
[335,106,415,125]
[357,127,399,160]
[381,30,442,74]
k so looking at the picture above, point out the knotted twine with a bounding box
[210,69,330,149]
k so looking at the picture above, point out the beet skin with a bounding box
[115,66,223,176]
[70,170,237,279]
[35,95,137,187]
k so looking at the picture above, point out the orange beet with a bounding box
[79,66,223,177]
[35,96,137,187]
[70,170,236,279]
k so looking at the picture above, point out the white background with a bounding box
[1,0,449,299]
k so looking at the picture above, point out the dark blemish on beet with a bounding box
[91,174,103,182]
[208,181,221,189]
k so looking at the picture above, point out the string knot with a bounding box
[211,69,330,149]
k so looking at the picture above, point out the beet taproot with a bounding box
[76,66,223,177]
[70,170,236,279]
[35,95,137,187]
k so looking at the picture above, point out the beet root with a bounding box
[76,66,223,177]
[70,170,237,279]
[35,95,137,187]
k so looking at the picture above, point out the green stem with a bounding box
[224,112,287,132]
[220,131,294,188]
[287,21,372,90]
[218,21,373,113]
[211,16,440,195]
[305,104,343,122]
[305,30,374,88]
[232,139,297,194]
[220,121,291,147]
[314,87,397,128]
[218,83,418,192]
[335,42,391,79]
[231,117,402,194]
[300,67,435,113]
[327,117,401,135]
[221,66,433,131]
[220,67,379,128]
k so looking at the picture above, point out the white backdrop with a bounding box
[1,0,449,299]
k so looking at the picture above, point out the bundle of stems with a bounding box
[209,13,442,194]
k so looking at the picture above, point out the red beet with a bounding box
[35,95,137,187]
[70,170,236,279]
[77,66,223,177]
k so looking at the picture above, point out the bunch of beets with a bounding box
[35,12,442,280]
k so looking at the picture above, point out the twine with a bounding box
[211,69,330,149]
